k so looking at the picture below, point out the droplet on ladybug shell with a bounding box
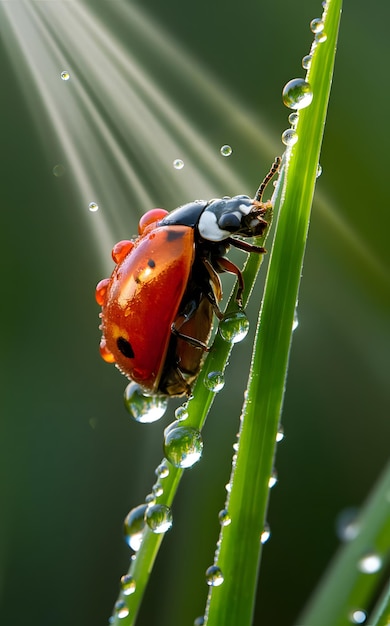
[138,209,169,235]
[112,240,134,264]
[95,278,110,305]
[99,338,116,363]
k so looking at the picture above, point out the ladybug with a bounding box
[95,157,280,397]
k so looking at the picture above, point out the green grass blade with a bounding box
[299,461,390,626]
[205,1,343,625]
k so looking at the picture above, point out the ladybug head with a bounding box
[198,195,268,242]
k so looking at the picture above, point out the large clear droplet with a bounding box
[164,426,203,468]
[282,78,313,110]
[124,504,148,551]
[124,382,168,423]
[219,310,249,343]
[144,504,173,533]
[220,144,233,157]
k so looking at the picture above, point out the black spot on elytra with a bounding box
[166,229,185,242]
[148,259,156,268]
[117,337,135,358]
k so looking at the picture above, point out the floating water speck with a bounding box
[88,202,99,212]
[220,144,233,157]
[173,159,184,170]
[282,78,313,110]
[281,128,298,147]
[123,382,168,423]
[60,70,70,81]
[52,164,65,177]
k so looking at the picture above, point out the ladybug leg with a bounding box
[214,257,246,307]
[171,299,210,351]
[227,237,266,254]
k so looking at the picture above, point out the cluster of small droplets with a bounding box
[123,382,168,423]
[281,7,329,150]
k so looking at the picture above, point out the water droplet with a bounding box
[315,32,327,43]
[276,425,285,442]
[60,70,70,81]
[269,470,278,489]
[123,382,168,423]
[288,112,299,127]
[121,574,136,596]
[88,201,99,212]
[145,493,156,505]
[155,461,170,479]
[124,504,147,551]
[335,508,360,542]
[302,54,312,70]
[152,483,163,498]
[350,609,367,624]
[194,617,205,626]
[261,523,271,544]
[220,144,233,157]
[115,600,129,619]
[204,371,225,392]
[282,78,313,110]
[310,18,324,33]
[205,565,224,587]
[358,552,382,574]
[175,405,189,422]
[281,128,298,147]
[145,504,173,533]
[316,163,322,178]
[52,164,65,177]
[219,310,249,343]
[173,159,184,170]
[164,426,203,468]
[292,309,299,331]
[218,509,231,526]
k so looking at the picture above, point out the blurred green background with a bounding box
[1,1,389,625]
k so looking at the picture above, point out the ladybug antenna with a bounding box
[254,156,281,202]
